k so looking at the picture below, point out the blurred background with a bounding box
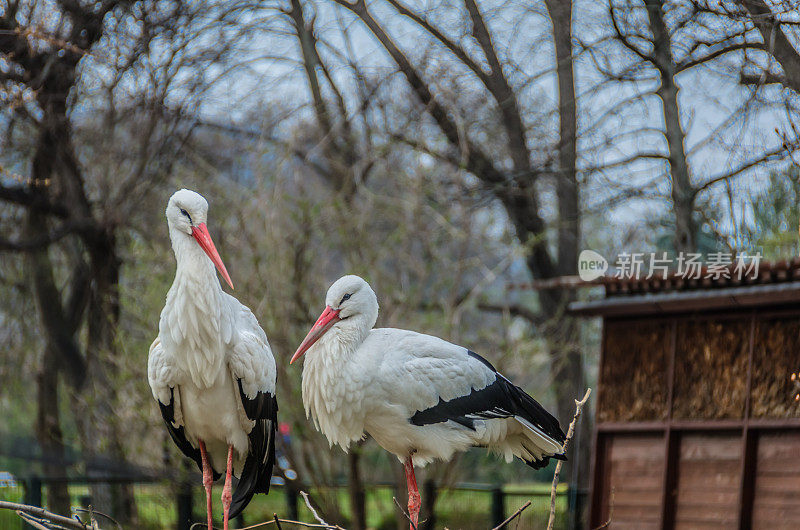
[1,0,799,528]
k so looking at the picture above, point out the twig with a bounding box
[16,511,55,530]
[75,506,120,530]
[273,513,283,530]
[547,388,592,530]
[190,517,339,530]
[0,501,88,529]
[490,500,531,530]
[300,491,335,528]
[391,497,417,530]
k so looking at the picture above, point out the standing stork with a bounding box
[148,189,277,530]
[290,275,566,529]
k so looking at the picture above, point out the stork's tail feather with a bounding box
[511,429,567,470]
[229,396,278,519]
[500,378,567,469]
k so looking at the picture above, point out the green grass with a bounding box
[0,484,24,529]
[1,483,569,529]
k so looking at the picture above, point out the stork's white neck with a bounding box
[170,227,215,278]
[160,227,227,388]
[320,315,372,359]
[301,314,373,448]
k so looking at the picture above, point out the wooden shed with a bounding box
[570,259,800,530]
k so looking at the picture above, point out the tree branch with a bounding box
[608,2,657,67]
[331,0,557,280]
[694,141,796,195]
[547,388,592,530]
[740,0,800,93]
[0,183,70,217]
[491,501,531,530]
[0,219,93,251]
[739,71,786,86]
[0,501,88,529]
[384,0,490,85]
[477,301,544,326]
[330,0,506,186]
[678,42,764,72]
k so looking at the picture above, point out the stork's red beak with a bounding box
[191,222,234,290]
[290,305,341,364]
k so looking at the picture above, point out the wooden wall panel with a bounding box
[599,434,664,529]
[751,431,800,529]
[674,433,741,529]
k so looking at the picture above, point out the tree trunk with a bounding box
[26,137,78,517]
[646,0,695,253]
[35,345,72,515]
[544,0,579,275]
[543,0,589,500]
[82,233,137,523]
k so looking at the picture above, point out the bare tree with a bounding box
[0,0,251,519]
[594,0,798,253]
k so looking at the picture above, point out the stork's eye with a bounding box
[179,208,192,223]
[340,293,352,304]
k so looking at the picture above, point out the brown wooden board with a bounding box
[599,320,670,422]
[751,317,800,418]
[674,433,742,529]
[598,433,665,528]
[751,431,800,529]
[672,319,749,420]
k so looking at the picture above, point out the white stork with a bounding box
[148,189,277,530]
[290,275,566,529]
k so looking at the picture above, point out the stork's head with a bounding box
[166,189,234,289]
[290,275,378,363]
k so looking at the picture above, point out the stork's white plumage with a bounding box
[148,189,277,530]
[290,275,566,528]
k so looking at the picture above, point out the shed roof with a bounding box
[568,258,800,317]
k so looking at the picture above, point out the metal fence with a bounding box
[0,477,584,529]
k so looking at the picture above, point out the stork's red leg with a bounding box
[199,439,214,530]
[404,455,421,530]
[221,445,234,530]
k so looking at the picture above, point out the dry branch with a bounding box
[16,512,55,530]
[491,500,531,530]
[546,388,592,530]
[300,490,344,529]
[0,500,89,529]
[391,496,417,530]
[189,516,342,530]
[2,498,343,530]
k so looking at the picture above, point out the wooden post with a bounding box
[737,314,758,530]
[660,319,679,530]
[176,483,193,530]
[286,486,299,521]
[738,429,758,530]
[25,477,42,508]
[421,479,438,530]
[490,486,505,528]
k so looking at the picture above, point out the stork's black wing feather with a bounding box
[409,350,566,446]
[158,388,221,480]
[229,379,278,520]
